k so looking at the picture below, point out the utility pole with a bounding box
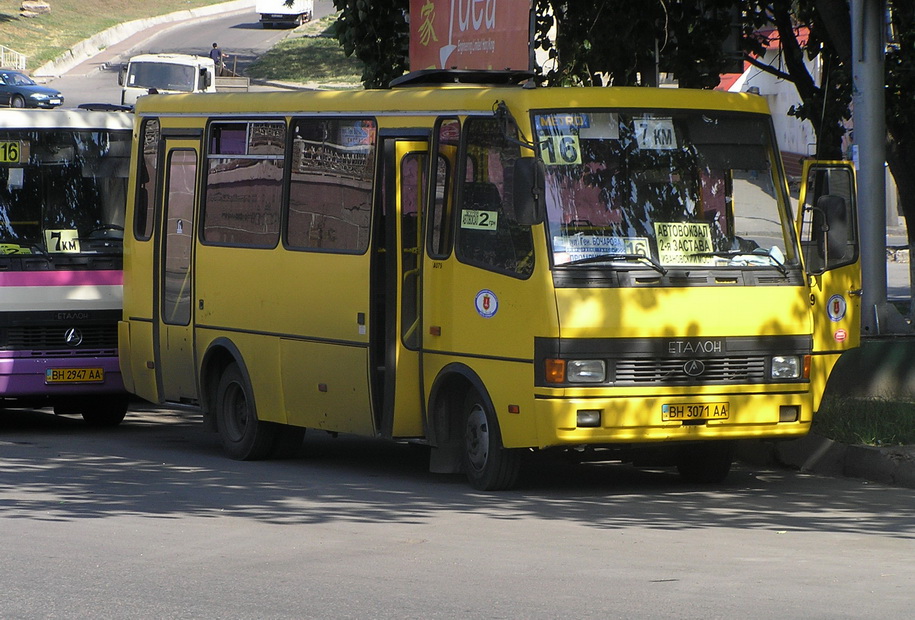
[851,0,909,335]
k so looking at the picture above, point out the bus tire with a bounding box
[676,441,735,483]
[270,425,305,459]
[80,394,130,427]
[215,363,276,460]
[462,390,521,491]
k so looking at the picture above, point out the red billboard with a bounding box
[409,0,532,71]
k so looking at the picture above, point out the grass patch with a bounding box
[246,15,362,89]
[1,0,235,70]
[813,396,915,446]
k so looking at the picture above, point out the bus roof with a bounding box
[133,83,772,119]
[0,108,134,131]
[127,53,214,67]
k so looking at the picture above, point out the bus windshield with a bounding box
[535,110,797,271]
[0,127,130,260]
[127,62,196,92]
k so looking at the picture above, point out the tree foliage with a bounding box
[534,0,737,88]
[330,0,409,88]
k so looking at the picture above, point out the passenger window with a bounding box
[455,117,534,278]
[135,118,159,241]
[287,118,377,253]
[202,121,284,248]
[428,118,458,259]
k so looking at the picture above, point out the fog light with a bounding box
[771,355,801,380]
[577,409,601,427]
[779,405,799,422]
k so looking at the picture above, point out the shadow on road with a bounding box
[2,404,914,539]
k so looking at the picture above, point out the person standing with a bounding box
[209,42,227,76]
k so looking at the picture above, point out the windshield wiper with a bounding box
[563,253,668,275]
[692,250,788,275]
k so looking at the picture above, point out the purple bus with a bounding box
[0,109,132,425]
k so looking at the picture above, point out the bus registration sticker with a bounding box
[45,368,105,384]
[662,402,729,421]
[461,210,498,230]
[474,289,498,318]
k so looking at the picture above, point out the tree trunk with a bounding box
[886,135,915,317]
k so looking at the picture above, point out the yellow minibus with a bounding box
[119,71,859,489]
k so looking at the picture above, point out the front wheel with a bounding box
[81,394,129,427]
[53,394,129,427]
[10,95,25,108]
[215,363,276,460]
[462,391,521,491]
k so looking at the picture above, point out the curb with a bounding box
[737,434,915,489]
[33,0,256,78]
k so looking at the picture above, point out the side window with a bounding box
[162,149,196,326]
[202,121,284,247]
[135,118,159,241]
[287,117,376,253]
[800,165,857,274]
[428,117,458,259]
[456,117,534,278]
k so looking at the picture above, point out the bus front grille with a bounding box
[1,325,119,351]
[614,357,768,384]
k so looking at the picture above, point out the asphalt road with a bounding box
[1,403,913,618]
[44,0,337,108]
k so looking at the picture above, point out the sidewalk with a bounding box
[738,434,915,489]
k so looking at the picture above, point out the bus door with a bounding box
[375,137,428,437]
[797,161,861,405]
[155,138,201,402]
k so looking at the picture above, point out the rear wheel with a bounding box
[270,425,306,459]
[676,441,735,483]
[10,95,25,108]
[215,363,276,460]
[462,390,521,491]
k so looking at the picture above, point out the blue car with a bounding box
[0,70,64,108]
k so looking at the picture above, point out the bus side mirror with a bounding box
[813,194,849,264]
[512,158,545,226]
[200,68,211,90]
[118,65,127,86]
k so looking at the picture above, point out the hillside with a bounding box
[1,0,235,70]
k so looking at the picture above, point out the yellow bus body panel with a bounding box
[117,84,852,460]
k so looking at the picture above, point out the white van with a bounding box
[118,54,216,106]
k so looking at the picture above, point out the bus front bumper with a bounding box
[0,354,125,398]
[528,389,813,449]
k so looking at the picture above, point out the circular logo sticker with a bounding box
[834,329,848,342]
[827,294,847,322]
[474,289,498,318]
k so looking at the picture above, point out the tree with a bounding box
[742,0,852,160]
[329,0,409,88]
[534,0,737,88]
[744,1,915,317]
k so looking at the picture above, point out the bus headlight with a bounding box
[771,355,801,380]
[567,360,606,383]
